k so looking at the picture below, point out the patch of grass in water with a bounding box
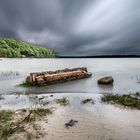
[55,97,69,106]
[19,81,31,87]
[31,108,52,117]
[0,71,20,77]
[101,94,140,109]
[81,98,94,104]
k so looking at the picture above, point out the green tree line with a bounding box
[0,38,56,58]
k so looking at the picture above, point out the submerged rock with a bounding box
[98,76,114,85]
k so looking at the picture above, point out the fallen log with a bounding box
[26,67,92,86]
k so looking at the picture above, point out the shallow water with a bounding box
[0,58,140,94]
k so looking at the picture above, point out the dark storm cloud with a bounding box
[0,0,140,55]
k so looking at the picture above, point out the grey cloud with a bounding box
[0,0,140,56]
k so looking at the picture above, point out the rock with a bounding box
[81,98,94,104]
[38,96,45,100]
[65,119,78,128]
[98,76,114,85]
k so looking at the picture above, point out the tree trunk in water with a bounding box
[26,67,92,86]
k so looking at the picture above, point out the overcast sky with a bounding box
[0,0,140,56]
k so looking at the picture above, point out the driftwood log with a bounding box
[26,67,92,86]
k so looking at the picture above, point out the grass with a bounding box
[0,110,24,139]
[81,98,94,104]
[0,110,13,124]
[19,81,31,87]
[0,108,52,139]
[31,108,52,118]
[0,71,19,79]
[101,93,140,109]
[55,97,69,106]
[1,124,25,140]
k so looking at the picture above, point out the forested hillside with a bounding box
[0,38,56,58]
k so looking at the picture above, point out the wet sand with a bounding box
[44,94,140,140]
[1,93,140,140]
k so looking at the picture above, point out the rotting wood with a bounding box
[26,67,92,86]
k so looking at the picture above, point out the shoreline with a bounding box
[1,92,140,140]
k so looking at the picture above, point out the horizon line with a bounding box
[58,55,140,58]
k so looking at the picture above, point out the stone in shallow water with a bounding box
[81,98,94,104]
[98,76,114,85]
[65,119,78,128]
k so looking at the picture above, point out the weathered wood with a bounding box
[26,67,92,86]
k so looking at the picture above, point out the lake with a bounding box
[0,58,140,140]
[0,58,140,95]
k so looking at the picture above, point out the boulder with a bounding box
[98,76,114,85]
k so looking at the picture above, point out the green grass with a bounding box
[0,110,17,139]
[101,94,140,109]
[0,110,25,139]
[0,38,56,58]
[31,108,52,117]
[1,123,25,140]
[0,110,13,124]
[55,97,69,106]
[0,108,52,139]
[19,81,31,87]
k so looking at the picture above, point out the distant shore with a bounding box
[1,55,140,59]
[58,55,140,58]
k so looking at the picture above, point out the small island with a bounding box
[0,38,56,58]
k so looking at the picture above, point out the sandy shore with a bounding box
[1,93,140,140]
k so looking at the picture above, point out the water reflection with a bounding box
[97,84,114,91]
